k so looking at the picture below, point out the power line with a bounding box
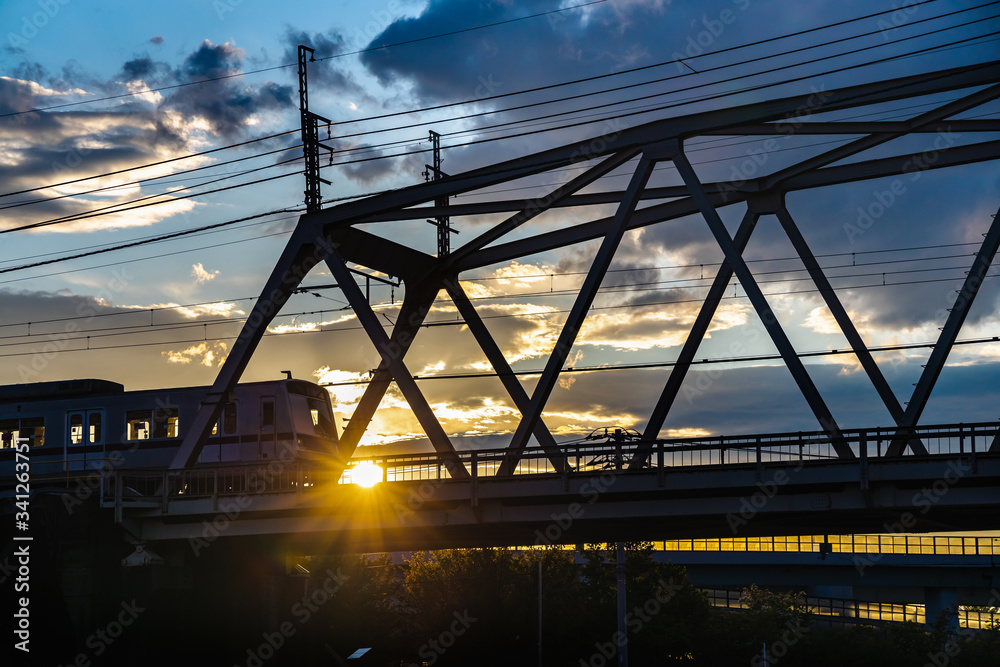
[0,0,609,121]
[2,0,973,204]
[2,15,993,250]
[323,2,999,143]
[0,239,979,327]
[319,0,956,132]
[1,271,996,361]
[0,129,298,199]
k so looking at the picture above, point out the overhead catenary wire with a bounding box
[2,1,987,209]
[319,2,1000,144]
[0,5,994,284]
[1,256,992,346]
[0,0,611,121]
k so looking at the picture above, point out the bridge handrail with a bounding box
[99,420,999,505]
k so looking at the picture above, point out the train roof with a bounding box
[0,378,125,402]
[0,377,329,403]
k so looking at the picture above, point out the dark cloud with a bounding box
[120,57,157,82]
[358,0,683,105]
[149,36,164,45]
[281,29,366,94]
[338,142,425,185]
[154,40,295,138]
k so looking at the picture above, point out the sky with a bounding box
[1,0,999,451]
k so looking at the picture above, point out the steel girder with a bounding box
[171,60,1000,472]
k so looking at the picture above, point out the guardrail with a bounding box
[100,421,1000,508]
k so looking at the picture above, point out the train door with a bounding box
[259,396,275,460]
[66,409,104,471]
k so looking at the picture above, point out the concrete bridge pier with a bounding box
[924,587,959,630]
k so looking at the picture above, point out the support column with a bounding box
[925,587,959,631]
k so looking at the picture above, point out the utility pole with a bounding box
[617,542,628,667]
[298,45,332,213]
[423,130,454,257]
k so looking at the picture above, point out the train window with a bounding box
[126,410,151,440]
[0,419,16,449]
[308,398,333,436]
[69,413,84,445]
[210,404,237,436]
[0,418,45,449]
[224,403,237,434]
[261,399,274,428]
[22,418,44,447]
[153,408,179,438]
[89,412,102,444]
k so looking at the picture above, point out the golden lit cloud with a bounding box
[162,341,228,366]
[191,263,220,283]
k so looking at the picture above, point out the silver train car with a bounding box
[0,377,339,483]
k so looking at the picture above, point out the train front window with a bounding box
[308,398,333,436]
[69,413,84,445]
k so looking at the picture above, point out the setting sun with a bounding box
[349,462,384,488]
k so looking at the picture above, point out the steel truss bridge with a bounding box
[105,59,1000,545]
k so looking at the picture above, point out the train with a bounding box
[0,377,340,483]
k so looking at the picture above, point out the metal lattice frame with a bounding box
[170,60,1000,472]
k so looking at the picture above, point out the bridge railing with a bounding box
[101,421,1000,505]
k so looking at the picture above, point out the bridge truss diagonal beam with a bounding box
[761,81,1000,191]
[887,201,1000,455]
[772,205,927,456]
[497,155,657,476]
[324,251,470,480]
[170,219,332,469]
[336,284,440,456]
[443,148,641,270]
[667,141,853,458]
[630,207,762,469]
[445,279,566,473]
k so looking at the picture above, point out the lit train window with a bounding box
[70,413,84,444]
[308,398,333,436]
[128,408,179,439]
[127,410,151,440]
[89,412,102,444]
[153,408,179,438]
[0,418,45,449]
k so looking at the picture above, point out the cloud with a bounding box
[162,341,228,366]
[161,40,294,138]
[149,36,164,45]
[191,263,220,283]
[0,40,302,233]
